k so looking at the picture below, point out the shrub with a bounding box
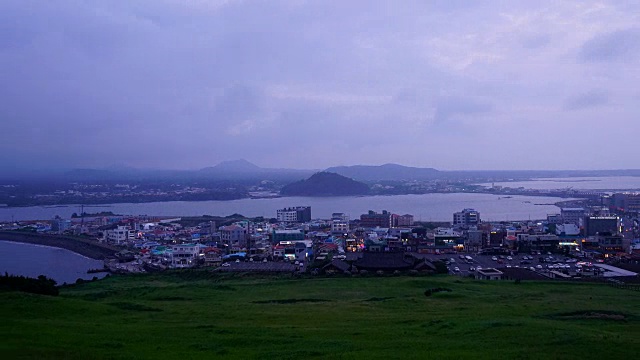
[424,287,452,297]
[0,273,58,296]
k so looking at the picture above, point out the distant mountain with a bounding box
[63,168,118,181]
[280,172,370,196]
[198,159,315,181]
[200,159,261,173]
[325,163,441,181]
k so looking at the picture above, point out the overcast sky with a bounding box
[1,0,640,172]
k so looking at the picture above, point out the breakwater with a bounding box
[0,231,118,260]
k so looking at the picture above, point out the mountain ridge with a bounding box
[325,164,441,181]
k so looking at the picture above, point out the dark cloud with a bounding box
[578,28,640,62]
[563,90,609,111]
[0,1,639,171]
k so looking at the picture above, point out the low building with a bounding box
[51,218,72,234]
[465,230,484,252]
[556,223,580,236]
[276,206,311,223]
[397,214,414,227]
[584,216,619,237]
[516,234,559,252]
[453,209,480,228]
[105,225,135,245]
[272,229,304,243]
[594,233,626,256]
[219,225,247,248]
[609,192,640,213]
[331,220,349,234]
[475,268,503,280]
[353,252,414,272]
[360,210,393,228]
[204,247,223,266]
[323,259,351,274]
[561,208,585,226]
[171,244,201,268]
[331,213,349,222]
[547,214,562,225]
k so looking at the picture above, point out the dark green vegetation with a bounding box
[280,172,370,196]
[0,273,58,296]
[1,273,639,359]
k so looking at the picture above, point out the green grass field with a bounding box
[1,272,639,359]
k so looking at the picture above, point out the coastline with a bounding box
[0,231,118,260]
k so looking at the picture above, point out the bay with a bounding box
[0,240,106,285]
[478,176,640,191]
[0,193,568,222]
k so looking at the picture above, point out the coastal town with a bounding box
[2,192,640,284]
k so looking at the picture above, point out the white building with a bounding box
[171,244,201,268]
[331,220,349,234]
[453,209,480,227]
[561,208,585,226]
[556,223,580,236]
[276,206,311,223]
[331,213,349,222]
[105,225,135,245]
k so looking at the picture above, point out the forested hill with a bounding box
[280,172,370,196]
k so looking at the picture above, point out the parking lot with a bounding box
[426,252,587,277]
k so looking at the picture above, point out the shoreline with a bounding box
[0,240,101,261]
[0,231,119,260]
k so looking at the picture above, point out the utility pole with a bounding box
[80,204,85,229]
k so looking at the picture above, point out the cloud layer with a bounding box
[1,0,639,171]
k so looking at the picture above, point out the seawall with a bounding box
[0,231,119,260]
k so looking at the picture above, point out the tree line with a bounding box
[0,273,59,296]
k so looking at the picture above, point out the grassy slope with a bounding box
[1,273,639,359]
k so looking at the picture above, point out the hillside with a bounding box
[325,163,441,181]
[0,274,638,359]
[280,172,370,196]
